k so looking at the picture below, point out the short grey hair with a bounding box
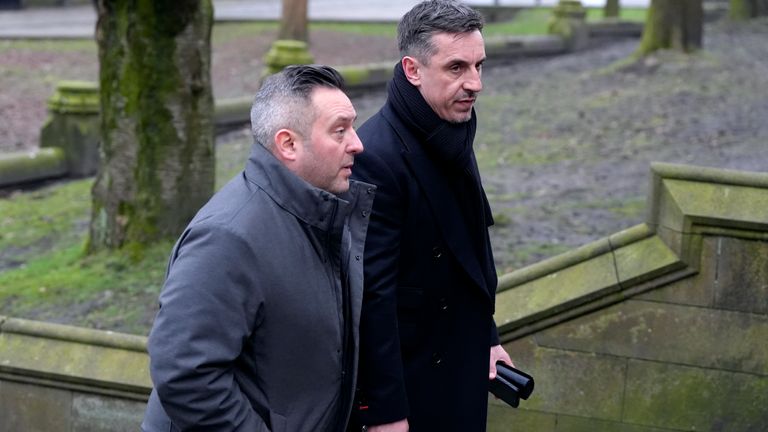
[250,65,346,149]
[397,0,484,64]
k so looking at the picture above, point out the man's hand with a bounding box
[368,418,409,432]
[489,344,514,380]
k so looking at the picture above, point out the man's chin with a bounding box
[448,112,473,124]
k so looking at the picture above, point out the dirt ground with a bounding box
[1,19,767,274]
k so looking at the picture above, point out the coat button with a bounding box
[361,210,369,217]
[367,187,374,194]
[431,352,443,366]
[355,255,361,261]
[439,297,448,311]
[432,246,443,258]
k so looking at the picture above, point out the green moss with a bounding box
[0,39,96,55]
[0,240,172,334]
[0,179,91,264]
[93,0,215,250]
[311,22,397,37]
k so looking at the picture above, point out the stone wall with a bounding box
[488,163,768,431]
[0,316,150,431]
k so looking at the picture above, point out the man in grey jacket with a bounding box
[142,65,374,432]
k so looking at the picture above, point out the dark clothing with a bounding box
[350,64,499,431]
[142,144,375,432]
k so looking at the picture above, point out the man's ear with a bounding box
[402,56,421,87]
[272,128,299,162]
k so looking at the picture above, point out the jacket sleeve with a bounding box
[352,149,411,426]
[147,225,268,431]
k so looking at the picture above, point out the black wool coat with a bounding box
[351,101,500,431]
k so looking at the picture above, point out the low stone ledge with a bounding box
[494,225,684,339]
[214,96,253,132]
[497,223,653,292]
[485,35,566,64]
[0,316,151,398]
[587,20,644,38]
[0,147,68,186]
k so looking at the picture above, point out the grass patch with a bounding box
[484,7,646,37]
[311,22,397,37]
[0,179,91,267]
[0,39,96,54]
[0,138,253,334]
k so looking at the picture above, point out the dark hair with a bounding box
[280,64,347,96]
[397,0,484,63]
[251,65,346,148]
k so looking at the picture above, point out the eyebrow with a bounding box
[332,114,357,124]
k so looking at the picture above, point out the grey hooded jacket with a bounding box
[141,143,375,431]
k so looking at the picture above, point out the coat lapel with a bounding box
[381,107,491,301]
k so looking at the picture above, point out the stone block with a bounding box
[71,394,145,432]
[713,236,768,314]
[623,359,768,431]
[495,252,618,330]
[612,234,683,287]
[548,1,589,52]
[639,236,718,307]
[0,379,73,431]
[512,346,627,421]
[555,414,675,432]
[0,147,68,187]
[40,81,101,177]
[262,40,315,77]
[0,319,151,393]
[662,179,768,234]
[536,300,768,375]
[487,402,556,432]
[587,20,643,38]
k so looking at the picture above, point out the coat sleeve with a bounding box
[352,148,412,426]
[147,224,268,431]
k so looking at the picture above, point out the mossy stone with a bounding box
[262,39,315,77]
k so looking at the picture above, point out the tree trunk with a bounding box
[730,0,768,19]
[278,0,309,42]
[604,0,621,18]
[88,0,215,253]
[638,0,703,55]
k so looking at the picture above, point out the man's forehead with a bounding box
[430,31,485,61]
[310,88,357,121]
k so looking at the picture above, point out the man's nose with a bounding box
[348,129,364,154]
[465,67,483,93]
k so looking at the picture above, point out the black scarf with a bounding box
[388,62,497,291]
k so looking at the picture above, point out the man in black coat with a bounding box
[350,1,513,431]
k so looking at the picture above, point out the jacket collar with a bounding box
[244,143,355,233]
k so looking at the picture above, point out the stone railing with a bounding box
[488,162,768,431]
[0,316,150,430]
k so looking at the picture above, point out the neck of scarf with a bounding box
[387,62,497,291]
